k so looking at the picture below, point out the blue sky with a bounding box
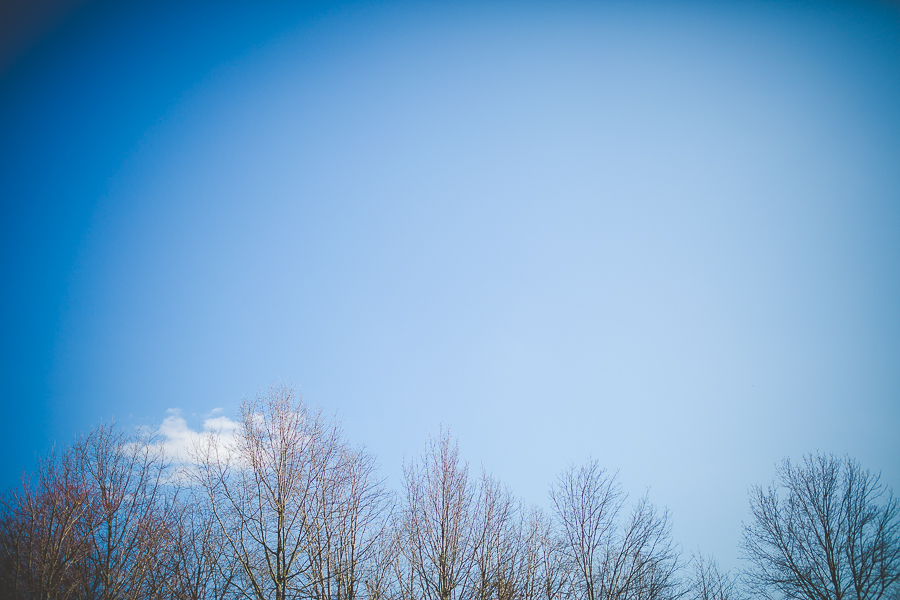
[1,0,899,572]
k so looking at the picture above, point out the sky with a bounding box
[1,0,899,573]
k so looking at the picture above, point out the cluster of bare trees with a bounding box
[1,384,898,600]
[362,431,682,600]
[0,386,389,600]
[0,423,174,599]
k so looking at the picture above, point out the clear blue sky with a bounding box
[1,0,899,572]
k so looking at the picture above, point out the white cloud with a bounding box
[155,408,240,465]
[203,415,238,433]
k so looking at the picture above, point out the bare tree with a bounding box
[0,422,174,600]
[388,514,419,600]
[688,553,742,600]
[397,430,477,600]
[597,495,682,600]
[192,386,322,600]
[471,473,520,600]
[303,441,390,600]
[0,444,95,600]
[74,422,174,600]
[518,507,569,600]
[362,512,400,600]
[551,461,623,600]
[551,461,683,600]
[165,489,238,600]
[191,384,387,600]
[517,509,544,600]
[741,453,900,600]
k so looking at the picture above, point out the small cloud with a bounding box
[157,410,200,463]
[203,415,239,433]
[150,409,241,471]
[144,408,248,481]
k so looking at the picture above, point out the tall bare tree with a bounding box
[397,431,477,600]
[741,453,900,600]
[472,473,520,600]
[551,461,683,600]
[550,461,623,600]
[75,422,174,600]
[191,384,387,600]
[192,385,322,600]
[303,441,390,600]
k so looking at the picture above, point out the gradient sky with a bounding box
[1,0,899,573]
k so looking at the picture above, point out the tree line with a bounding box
[1,385,897,600]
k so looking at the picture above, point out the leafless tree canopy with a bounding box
[688,553,743,600]
[396,430,478,600]
[550,461,683,600]
[1,392,896,600]
[165,487,238,600]
[190,385,389,600]
[741,453,900,600]
[0,443,93,600]
[551,461,623,600]
[0,423,173,600]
